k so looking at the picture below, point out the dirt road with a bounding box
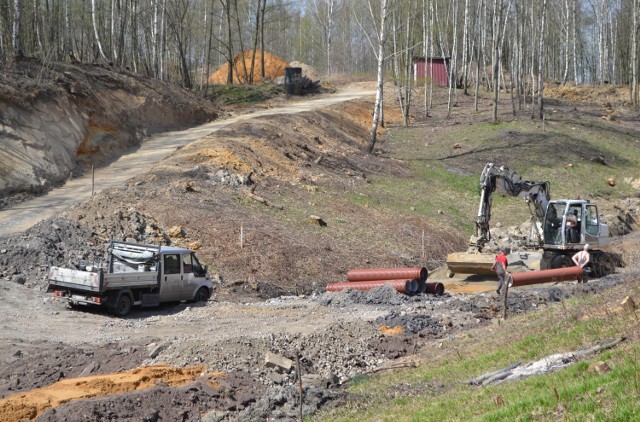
[0,88,375,236]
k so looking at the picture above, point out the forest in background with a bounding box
[1,0,639,107]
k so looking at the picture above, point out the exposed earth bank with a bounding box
[0,60,218,206]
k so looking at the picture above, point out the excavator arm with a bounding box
[474,163,550,251]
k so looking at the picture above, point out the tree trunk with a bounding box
[12,0,22,57]
[367,0,389,154]
[461,0,470,95]
[159,0,166,80]
[111,0,118,62]
[538,0,548,119]
[474,0,484,111]
[491,0,502,123]
[249,0,262,84]
[233,0,249,84]
[447,0,458,119]
[64,0,73,59]
[633,0,639,108]
[562,0,570,84]
[222,0,233,84]
[92,0,108,60]
[423,0,429,119]
[151,0,158,75]
[260,0,266,79]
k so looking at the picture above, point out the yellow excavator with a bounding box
[446,163,611,277]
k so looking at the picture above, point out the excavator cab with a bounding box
[542,200,609,249]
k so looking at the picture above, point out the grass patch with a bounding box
[204,83,283,105]
[315,280,640,421]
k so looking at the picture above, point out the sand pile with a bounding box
[208,50,288,84]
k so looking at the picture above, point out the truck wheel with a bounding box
[194,287,210,303]
[112,294,132,317]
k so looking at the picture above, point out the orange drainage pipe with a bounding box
[326,279,417,294]
[511,266,583,287]
[347,267,428,283]
[424,282,445,295]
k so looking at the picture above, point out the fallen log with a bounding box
[246,185,284,210]
[468,337,624,386]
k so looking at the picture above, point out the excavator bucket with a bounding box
[445,252,496,277]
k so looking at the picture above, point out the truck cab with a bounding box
[157,246,210,302]
[542,200,609,250]
[541,200,610,271]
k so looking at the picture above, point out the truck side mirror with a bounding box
[203,265,208,274]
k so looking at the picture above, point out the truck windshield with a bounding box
[191,254,204,276]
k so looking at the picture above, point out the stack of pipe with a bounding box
[326,267,444,296]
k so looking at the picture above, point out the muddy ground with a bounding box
[1,62,640,420]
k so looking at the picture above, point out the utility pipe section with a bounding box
[424,282,445,295]
[326,279,417,294]
[346,267,428,283]
[511,266,583,287]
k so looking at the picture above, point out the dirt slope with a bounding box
[0,59,218,204]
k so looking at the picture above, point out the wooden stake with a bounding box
[502,273,511,320]
[240,225,244,249]
[296,352,303,421]
[91,165,95,197]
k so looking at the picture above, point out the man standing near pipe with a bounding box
[572,244,591,283]
[492,247,510,295]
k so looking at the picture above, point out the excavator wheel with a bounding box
[550,254,573,269]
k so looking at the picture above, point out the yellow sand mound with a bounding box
[208,50,288,84]
[0,364,214,421]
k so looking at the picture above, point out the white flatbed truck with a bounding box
[47,241,213,316]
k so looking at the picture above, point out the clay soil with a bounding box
[1,68,640,421]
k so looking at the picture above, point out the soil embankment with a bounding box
[0,60,218,204]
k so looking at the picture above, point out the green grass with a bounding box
[204,83,283,105]
[314,281,640,421]
[376,111,640,233]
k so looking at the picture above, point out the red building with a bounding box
[413,57,450,86]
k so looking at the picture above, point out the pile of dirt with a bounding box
[208,51,288,84]
[0,365,207,420]
[545,83,632,107]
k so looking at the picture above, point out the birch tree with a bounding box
[491,0,504,123]
[12,0,22,57]
[92,0,108,60]
[633,0,639,107]
[538,0,548,119]
[367,0,389,154]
